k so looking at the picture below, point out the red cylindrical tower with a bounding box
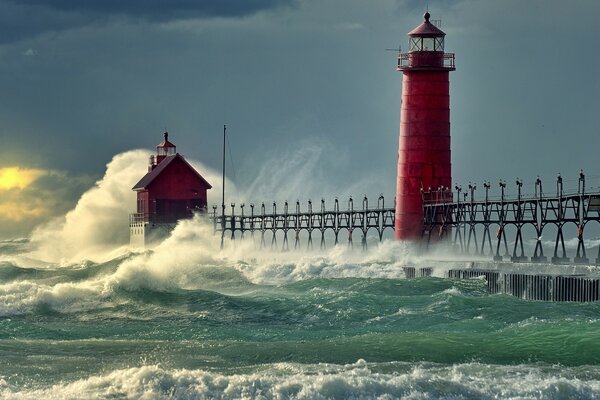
[395,12,455,241]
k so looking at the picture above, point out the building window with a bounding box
[422,38,434,51]
[435,37,444,51]
[409,37,421,52]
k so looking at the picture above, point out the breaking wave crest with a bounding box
[0,213,456,317]
[22,149,228,265]
[2,361,600,400]
[3,149,600,399]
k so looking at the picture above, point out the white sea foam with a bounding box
[15,145,413,270]
[110,216,421,289]
[0,145,454,314]
[442,287,462,296]
[0,215,413,315]
[25,150,147,264]
[0,279,110,316]
[0,211,453,316]
[24,150,231,265]
[7,142,459,291]
[1,361,599,400]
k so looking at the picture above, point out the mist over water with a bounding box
[1,150,600,399]
[19,150,230,265]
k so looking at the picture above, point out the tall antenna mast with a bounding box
[221,124,226,249]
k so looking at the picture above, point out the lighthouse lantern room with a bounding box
[156,132,177,163]
[130,132,212,247]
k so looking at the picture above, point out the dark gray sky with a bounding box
[1,0,599,239]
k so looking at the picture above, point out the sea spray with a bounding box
[22,149,230,265]
[26,150,148,264]
[0,211,496,320]
[1,362,600,399]
[19,145,407,267]
[240,140,394,205]
[2,150,600,398]
[2,243,600,398]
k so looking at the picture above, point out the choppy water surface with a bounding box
[1,234,600,399]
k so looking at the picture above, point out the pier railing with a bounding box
[211,196,395,250]
[211,172,600,265]
[423,172,600,264]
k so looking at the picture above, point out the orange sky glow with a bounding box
[0,167,47,221]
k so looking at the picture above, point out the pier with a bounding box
[211,172,600,302]
[422,171,600,264]
[212,196,395,250]
[404,263,600,303]
[212,172,600,265]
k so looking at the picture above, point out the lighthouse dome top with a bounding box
[157,131,176,149]
[408,12,446,37]
[156,131,176,163]
[406,12,446,53]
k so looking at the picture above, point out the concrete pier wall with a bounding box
[404,261,600,302]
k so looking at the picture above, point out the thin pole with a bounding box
[222,124,226,214]
[221,124,226,249]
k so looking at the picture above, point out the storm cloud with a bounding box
[13,0,295,18]
[0,0,296,43]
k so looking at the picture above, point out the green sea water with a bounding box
[1,236,600,399]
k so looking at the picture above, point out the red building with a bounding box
[132,132,212,223]
[395,12,455,240]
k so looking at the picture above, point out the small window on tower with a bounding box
[422,38,434,51]
[409,37,421,52]
[435,37,444,51]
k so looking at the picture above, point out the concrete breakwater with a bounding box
[405,261,600,302]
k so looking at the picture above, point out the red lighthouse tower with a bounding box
[395,12,455,240]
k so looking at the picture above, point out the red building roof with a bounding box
[408,12,446,37]
[157,133,176,149]
[132,154,212,191]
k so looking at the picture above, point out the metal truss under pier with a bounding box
[212,196,395,250]
[423,172,600,265]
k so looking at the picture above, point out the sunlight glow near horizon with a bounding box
[0,202,46,221]
[0,167,45,190]
[0,167,48,221]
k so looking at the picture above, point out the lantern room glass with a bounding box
[157,146,176,156]
[408,36,444,52]
[435,37,444,51]
[422,38,434,51]
[409,37,420,52]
